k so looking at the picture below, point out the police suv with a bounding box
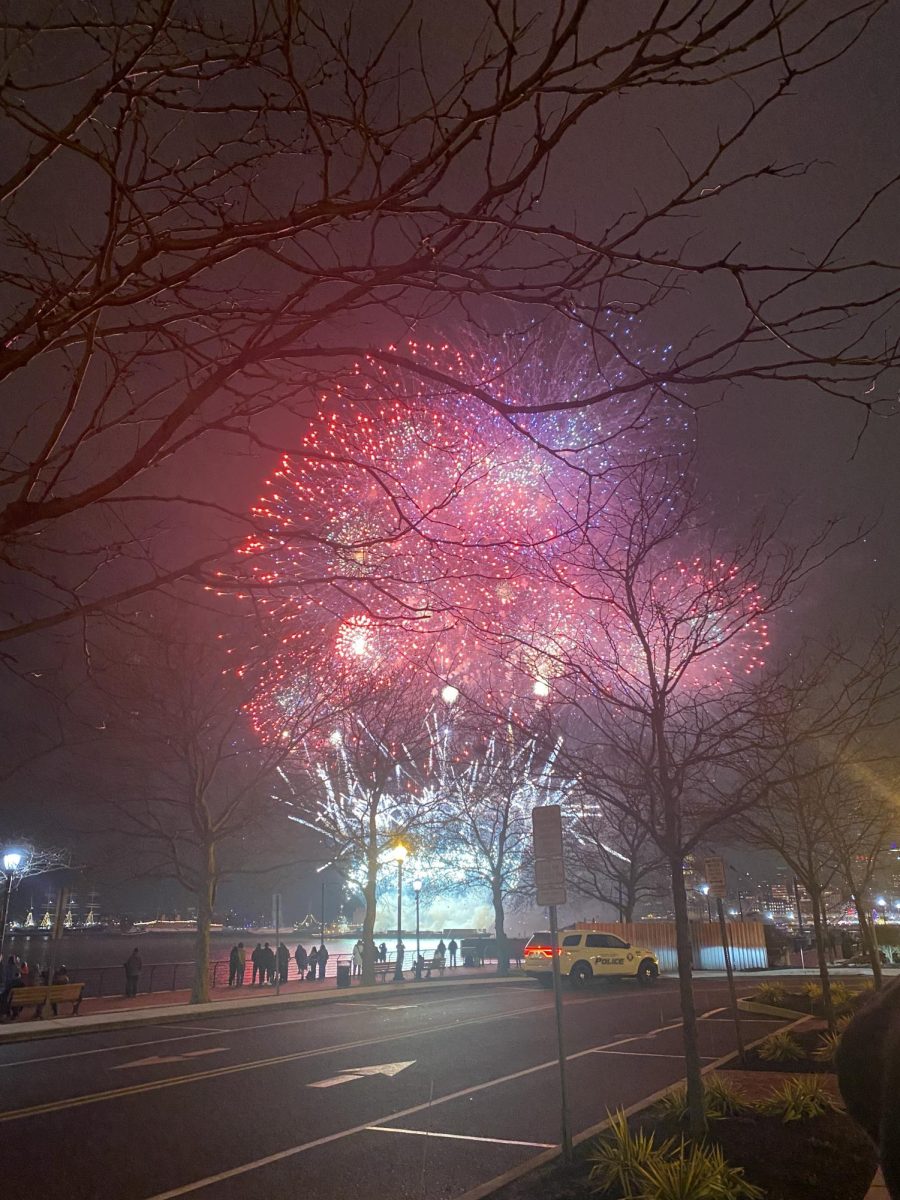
[524,930,659,986]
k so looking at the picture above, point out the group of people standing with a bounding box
[226,941,331,986]
[220,935,462,989]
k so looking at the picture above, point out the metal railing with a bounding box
[64,953,353,998]
[56,950,496,997]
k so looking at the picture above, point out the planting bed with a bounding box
[488,1066,876,1200]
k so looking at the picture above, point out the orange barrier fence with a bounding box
[573,920,768,971]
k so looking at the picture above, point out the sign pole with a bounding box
[532,806,571,1164]
[274,893,281,997]
[548,902,572,1163]
[716,896,745,1064]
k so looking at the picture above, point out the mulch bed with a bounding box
[488,1067,876,1200]
[735,1025,835,1073]
[711,1110,876,1200]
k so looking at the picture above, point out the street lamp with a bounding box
[413,878,423,979]
[0,849,25,973]
[392,844,408,982]
[698,883,712,922]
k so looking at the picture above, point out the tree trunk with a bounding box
[192,842,216,1004]
[361,834,379,987]
[669,848,706,1135]
[808,885,835,1031]
[854,891,883,988]
[492,875,509,976]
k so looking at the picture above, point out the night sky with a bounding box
[1,2,898,916]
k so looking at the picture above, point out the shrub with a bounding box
[812,1030,842,1064]
[654,1077,749,1123]
[589,1110,672,1195]
[754,982,787,1006]
[629,1141,764,1200]
[829,981,854,1012]
[704,1075,750,1118]
[758,1076,838,1122]
[757,1030,804,1062]
[802,981,823,1004]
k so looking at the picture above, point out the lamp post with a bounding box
[698,883,712,922]
[393,844,407,982]
[413,878,422,979]
[0,850,24,974]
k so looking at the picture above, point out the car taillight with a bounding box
[525,946,556,958]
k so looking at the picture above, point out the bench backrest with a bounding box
[10,983,84,1003]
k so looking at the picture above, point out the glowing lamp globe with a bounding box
[532,678,550,698]
[2,851,23,873]
[392,844,408,864]
[441,684,459,706]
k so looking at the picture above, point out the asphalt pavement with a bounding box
[1,978,787,1200]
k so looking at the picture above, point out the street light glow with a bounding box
[533,678,550,698]
[441,684,459,706]
[393,844,408,863]
[413,877,423,893]
[2,851,23,873]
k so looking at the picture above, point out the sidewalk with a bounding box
[0,966,528,1044]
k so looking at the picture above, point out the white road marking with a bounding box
[141,1017,695,1199]
[157,1024,229,1033]
[309,1060,415,1088]
[592,1050,718,1061]
[366,1126,555,1149]
[111,1048,228,1071]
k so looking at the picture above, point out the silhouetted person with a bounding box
[261,942,275,984]
[236,942,246,985]
[295,943,308,978]
[837,978,900,1198]
[317,942,329,980]
[448,938,458,968]
[251,943,262,985]
[123,948,142,998]
[277,942,289,984]
[352,940,363,977]
[228,944,240,987]
[378,942,387,963]
[307,945,318,980]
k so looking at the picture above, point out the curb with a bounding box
[0,975,532,1045]
[454,1013,809,1200]
[735,997,808,1019]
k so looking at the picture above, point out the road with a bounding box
[1,978,784,1199]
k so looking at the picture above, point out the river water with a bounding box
[4,930,468,996]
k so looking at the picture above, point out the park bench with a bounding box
[6,982,86,1020]
[372,960,397,982]
[418,956,445,978]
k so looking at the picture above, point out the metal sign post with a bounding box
[532,805,572,1163]
[273,893,282,997]
[705,856,745,1066]
[715,896,745,1063]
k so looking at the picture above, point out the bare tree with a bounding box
[75,606,334,1002]
[509,456,862,1133]
[432,720,565,975]
[738,756,843,1029]
[565,785,667,922]
[279,669,445,986]
[824,772,897,988]
[1,2,897,641]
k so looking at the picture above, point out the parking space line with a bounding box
[140,1017,696,1198]
[0,997,605,1122]
[366,1126,555,1149]
[592,1050,718,1061]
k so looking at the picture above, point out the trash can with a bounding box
[336,962,351,989]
